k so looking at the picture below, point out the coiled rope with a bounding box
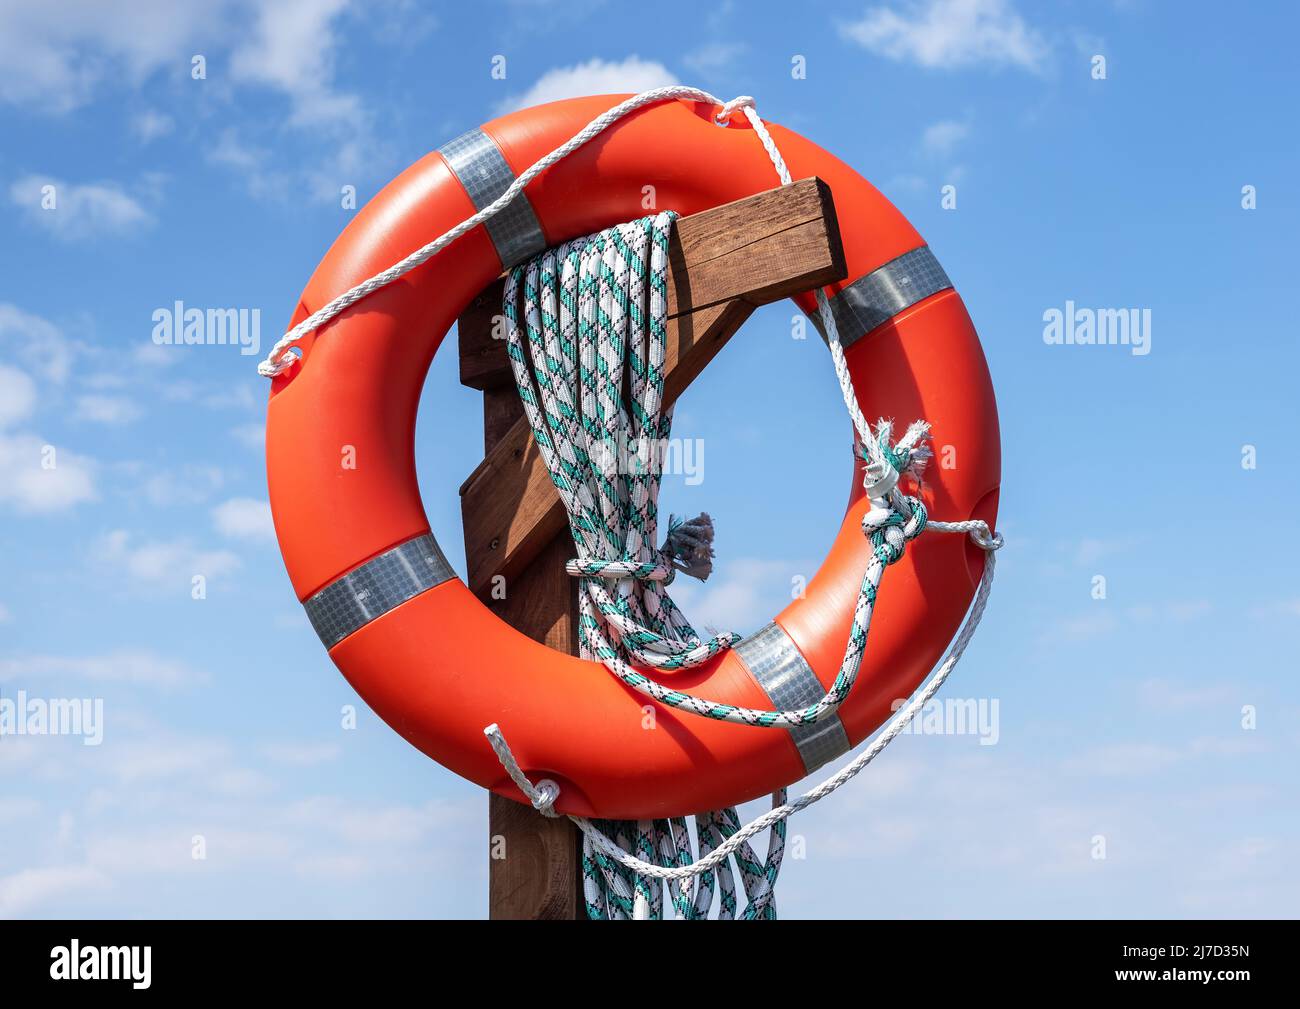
[258,87,1003,919]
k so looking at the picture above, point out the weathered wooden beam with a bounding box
[458,176,845,599]
[475,389,585,920]
[459,176,843,391]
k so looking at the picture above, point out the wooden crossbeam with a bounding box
[458,176,844,598]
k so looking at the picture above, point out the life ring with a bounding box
[266,94,1001,819]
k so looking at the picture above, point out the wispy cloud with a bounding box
[0,865,110,919]
[228,0,360,131]
[1137,677,1233,710]
[921,119,971,157]
[0,365,36,428]
[74,394,143,425]
[495,57,678,116]
[131,109,174,143]
[212,497,276,542]
[683,43,745,76]
[0,303,76,383]
[0,651,208,689]
[0,1,225,113]
[8,175,153,241]
[841,0,1050,74]
[669,556,807,636]
[0,432,97,514]
[1065,741,1183,776]
[96,529,240,586]
[261,742,342,767]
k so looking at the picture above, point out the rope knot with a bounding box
[858,420,933,567]
[531,778,561,816]
[662,512,716,581]
[564,513,717,585]
[715,95,756,124]
[858,418,933,500]
[863,495,928,567]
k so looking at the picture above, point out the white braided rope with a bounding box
[257,86,748,378]
[487,525,999,882]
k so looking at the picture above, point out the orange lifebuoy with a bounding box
[265,94,1001,819]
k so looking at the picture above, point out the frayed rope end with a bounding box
[663,512,717,581]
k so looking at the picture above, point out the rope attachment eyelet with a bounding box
[715,95,756,125]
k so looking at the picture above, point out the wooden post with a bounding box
[458,177,845,919]
[479,388,586,920]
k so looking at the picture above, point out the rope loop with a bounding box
[565,556,675,583]
[715,95,756,124]
[531,779,561,816]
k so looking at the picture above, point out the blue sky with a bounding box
[1,0,1297,919]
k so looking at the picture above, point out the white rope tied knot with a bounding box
[484,725,560,817]
[715,95,756,123]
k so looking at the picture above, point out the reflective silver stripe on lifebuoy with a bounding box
[733,622,851,774]
[303,533,457,649]
[811,246,952,350]
[437,128,547,269]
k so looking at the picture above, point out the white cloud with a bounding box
[229,0,359,129]
[683,43,745,75]
[1040,610,1119,643]
[1073,535,1131,566]
[96,529,240,585]
[233,423,265,450]
[213,497,275,541]
[0,433,97,513]
[1138,678,1232,710]
[921,119,970,156]
[9,175,152,240]
[0,865,110,918]
[1066,742,1183,776]
[207,128,288,200]
[0,365,36,428]
[0,651,207,688]
[262,742,342,766]
[1263,599,1300,619]
[1163,599,1212,622]
[0,1,226,112]
[669,556,805,636]
[225,1,388,202]
[495,57,678,115]
[284,795,474,847]
[0,303,75,383]
[131,109,173,143]
[841,0,1050,73]
[140,464,225,507]
[131,342,178,368]
[0,2,378,203]
[0,602,11,624]
[74,394,142,425]
[102,738,234,785]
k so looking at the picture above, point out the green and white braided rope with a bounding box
[505,223,932,730]
[497,207,996,919]
[502,213,786,918]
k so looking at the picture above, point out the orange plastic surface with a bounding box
[265,95,1001,819]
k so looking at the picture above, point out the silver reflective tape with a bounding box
[812,246,952,350]
[438,128,546,269]
[733,622,850,774]
[303,534,457,649]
